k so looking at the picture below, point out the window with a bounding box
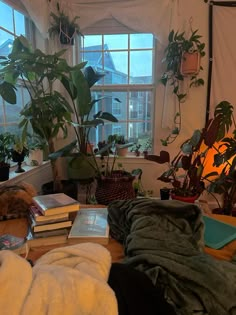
[79,33,155,146]
[0,0,32,135]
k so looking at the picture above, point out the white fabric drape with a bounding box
[210,5,236,117]
[21,0,174,44]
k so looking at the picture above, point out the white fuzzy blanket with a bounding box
[0,243,118,315]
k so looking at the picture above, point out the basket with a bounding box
[95,171,135,205]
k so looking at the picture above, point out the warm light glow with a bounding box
[202,140,231,178]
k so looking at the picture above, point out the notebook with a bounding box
[203,215,236,249]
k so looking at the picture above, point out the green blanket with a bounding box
[108,198,236,315]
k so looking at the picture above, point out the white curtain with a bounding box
[210,5,236,117]
[21,0,174,44]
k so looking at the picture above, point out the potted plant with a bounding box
[94,153,142,205]
[25,135,45,166]
[0,35,75,192]
[48,2,82,45]
[160,28,205,146]
[11,135,29,173]
[146,101,232,202]
[131,143,142,157]
[0,132,14,181]
[49,65,119,183]
[206,101,236,215]
[107,134,133,157]
[142,137,152,157]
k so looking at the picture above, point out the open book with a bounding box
[68,208,109,245]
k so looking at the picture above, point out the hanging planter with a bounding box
[160,28,205,146]
[180,51,201,76]
[59,24,77,45]
[48,2,82,46]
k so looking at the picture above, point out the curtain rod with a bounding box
[210,1,236,6]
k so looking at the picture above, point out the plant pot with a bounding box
[171,193,199,204]
[25,149,43,166]
[59,25,75,45]
[0,164,10,181]
[116,146,128,157]
[95,171,135,205]
[180,52,200,76]
[160,188,170,200]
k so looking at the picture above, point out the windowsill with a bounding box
[0,161,50,186]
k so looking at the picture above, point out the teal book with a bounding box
[203,215,236,249]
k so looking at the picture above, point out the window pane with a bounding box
[128,121,152,141]
[104,51,128,84]
[130,34,153,49]
[0,29,14,55]
[14,11,26,36]
[0,2,13,32]
[130,51,153,84]
[104,34,128,50]
[129,91,152,120]
[83,35,102,50]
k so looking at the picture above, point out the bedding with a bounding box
[0,243,118,315]
[108,198,236,315]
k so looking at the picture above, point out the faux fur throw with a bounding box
[0,182,37,220]
[0,243,118,315]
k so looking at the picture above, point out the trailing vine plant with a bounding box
[160,28,205,146]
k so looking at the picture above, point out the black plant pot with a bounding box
[0,164,10,181]
[160,188,170,200]
[59,25,75,45]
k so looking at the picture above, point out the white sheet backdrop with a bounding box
[210,5,236,117]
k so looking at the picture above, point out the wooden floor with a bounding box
[0,217,124,263]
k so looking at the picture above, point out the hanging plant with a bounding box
[160,28,205,146]
[48,2,83,45]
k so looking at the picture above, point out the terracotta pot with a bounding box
[116,146,128,157]
[180,52,200,76]
[171,193,199,204]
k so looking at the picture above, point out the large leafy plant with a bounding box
[146,101,232,198]
[49,65,120,180]
[160,28,205,146]
[0,35,74,190]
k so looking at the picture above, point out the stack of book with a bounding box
[27,193,80,242]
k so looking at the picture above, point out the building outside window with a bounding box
[79,32,155,147]
[0,0,33,135]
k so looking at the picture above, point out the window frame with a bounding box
[0,0,35,134]
[75,28,157,149]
